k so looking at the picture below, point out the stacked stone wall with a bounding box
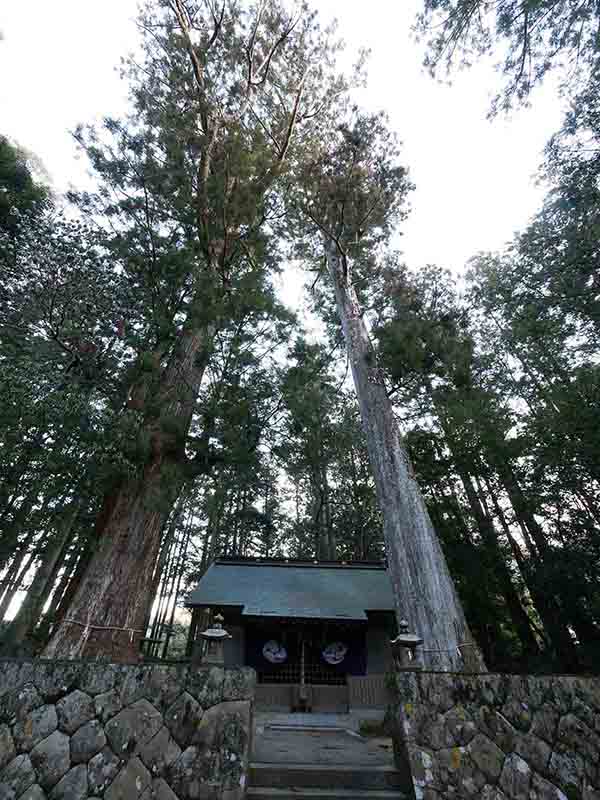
[391,671,600,800]
[0,659,255,800]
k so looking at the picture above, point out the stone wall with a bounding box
[391,671,600,800]
[0,659,255,800]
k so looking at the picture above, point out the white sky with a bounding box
[0,0,563,280]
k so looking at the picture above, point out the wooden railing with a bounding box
[255,674,392,711]
[348,674,392,709]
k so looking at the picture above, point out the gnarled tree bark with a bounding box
[43,316,215,661]
[325,239,485,671]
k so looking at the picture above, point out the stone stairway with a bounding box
[248,715,410,800]
[247,762,409,799]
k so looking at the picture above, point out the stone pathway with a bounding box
[252,713,394,767]
[254,709,385,732]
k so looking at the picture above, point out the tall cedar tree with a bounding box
[44,0,349,660]
[292,114,486,670]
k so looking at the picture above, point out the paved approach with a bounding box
[252,716,394,767]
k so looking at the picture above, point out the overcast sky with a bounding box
[0,0,563,276]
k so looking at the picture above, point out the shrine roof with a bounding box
[186,557,395,621]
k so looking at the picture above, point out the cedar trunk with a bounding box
[325,241,485,671]
[42,460,183,661]
[43,322,214,661]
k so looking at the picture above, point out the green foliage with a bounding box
[1,0,355,653]
[2,0,599,673]
[373,231,600,671]
[292,110,413,272]
[276,338,384,561]
[0,136,49,235]
[417,0,600,113]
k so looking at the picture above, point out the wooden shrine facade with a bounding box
[185,557,397,711]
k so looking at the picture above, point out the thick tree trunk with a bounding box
[325,241,485,671]
[43,319,215,661]
[42,460,183,661]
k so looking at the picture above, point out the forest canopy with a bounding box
[0,0,598,673]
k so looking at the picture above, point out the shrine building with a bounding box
[186,556,397,712]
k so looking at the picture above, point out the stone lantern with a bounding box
[199,613,232,666]
[390,619,424,671]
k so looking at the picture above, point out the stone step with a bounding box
[247,788,409,800]
[249,763,409,792]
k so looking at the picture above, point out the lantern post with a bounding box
[198,612,232,666]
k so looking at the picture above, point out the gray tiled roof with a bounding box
[186,560,395,620]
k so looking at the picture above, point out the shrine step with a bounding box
[248,763,409,793]
[247,789,409,800]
